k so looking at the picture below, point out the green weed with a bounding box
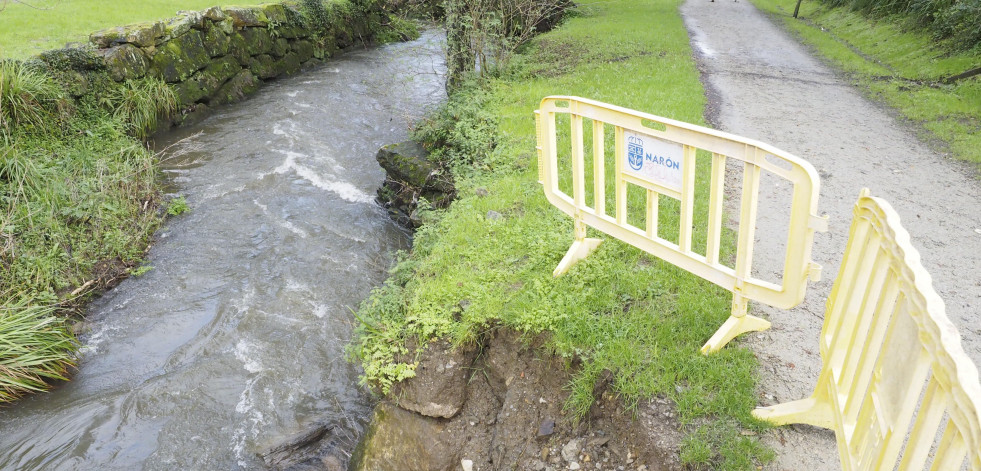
[166,196,189,216]
[817,0,981,51]
[374,15,421,44]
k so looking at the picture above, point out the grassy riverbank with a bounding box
[352,0,772,468]
[0,0,263,59]
[0,59,166,400]
[751,0,981,168]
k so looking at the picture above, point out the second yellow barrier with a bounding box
[754,189,981,470]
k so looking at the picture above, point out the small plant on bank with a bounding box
[0,300,77,402]
[0,60,61,136]
[107,77,178,140]
[166,196,189,216]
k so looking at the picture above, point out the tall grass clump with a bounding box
[0,300,77,402]
[108,77,178,140]
[0,60,61,136]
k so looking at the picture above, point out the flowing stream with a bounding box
[0,32,445,470]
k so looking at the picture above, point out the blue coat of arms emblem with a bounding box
[627,136,644,171]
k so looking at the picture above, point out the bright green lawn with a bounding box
[353,0,772,468]
[0,0,262,59]
[751,0,981,168]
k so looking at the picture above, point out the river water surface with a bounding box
[0,32,445,470]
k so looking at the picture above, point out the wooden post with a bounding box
[793,0,803,18]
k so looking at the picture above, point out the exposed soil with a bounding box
[349,328,685,471]
[681,1,981,469]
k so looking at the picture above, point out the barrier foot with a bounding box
[700,314,771,354]
[553,238,603,277]
[752,396,835,429]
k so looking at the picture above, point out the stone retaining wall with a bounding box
[86,1,382,126]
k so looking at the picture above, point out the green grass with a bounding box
[750,0,981,168]
[351,0,773,468]
[0,0,264,60]
[0,301,76,402]
[107,77,178,139]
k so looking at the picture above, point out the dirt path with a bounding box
[680,1,981,469]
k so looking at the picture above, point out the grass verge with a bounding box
[750,0,981,169]
[351,0,773,468]
[0,0,264,60]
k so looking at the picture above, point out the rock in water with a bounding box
[258,421,332,469]
[375,141,456,228]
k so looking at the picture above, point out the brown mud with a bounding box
[350,328,684,471]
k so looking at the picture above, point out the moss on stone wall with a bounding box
[32,0,396,132]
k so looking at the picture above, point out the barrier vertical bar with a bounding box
[897,381,946,470]
[930,424,967,471]
[828,230,882,376]
[535,111,544,184]
[841,256,893,421]
[706,153,726,266]
[647,191,658,238]
[571,113,585,208]
[824,220,873,352]
[544,108,559,196]
[875,351,930,468]
[552,111,602,277]
[679,145,697,253]
[735,155,761,285]
[615,126,626,226]
[701,150,771,354]
[593,121,606,216]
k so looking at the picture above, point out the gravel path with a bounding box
[680,1,981,469]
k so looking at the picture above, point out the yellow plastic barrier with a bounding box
[754,189,981,471]
[534,96,828,353]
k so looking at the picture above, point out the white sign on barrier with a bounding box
[623,130,685,193]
